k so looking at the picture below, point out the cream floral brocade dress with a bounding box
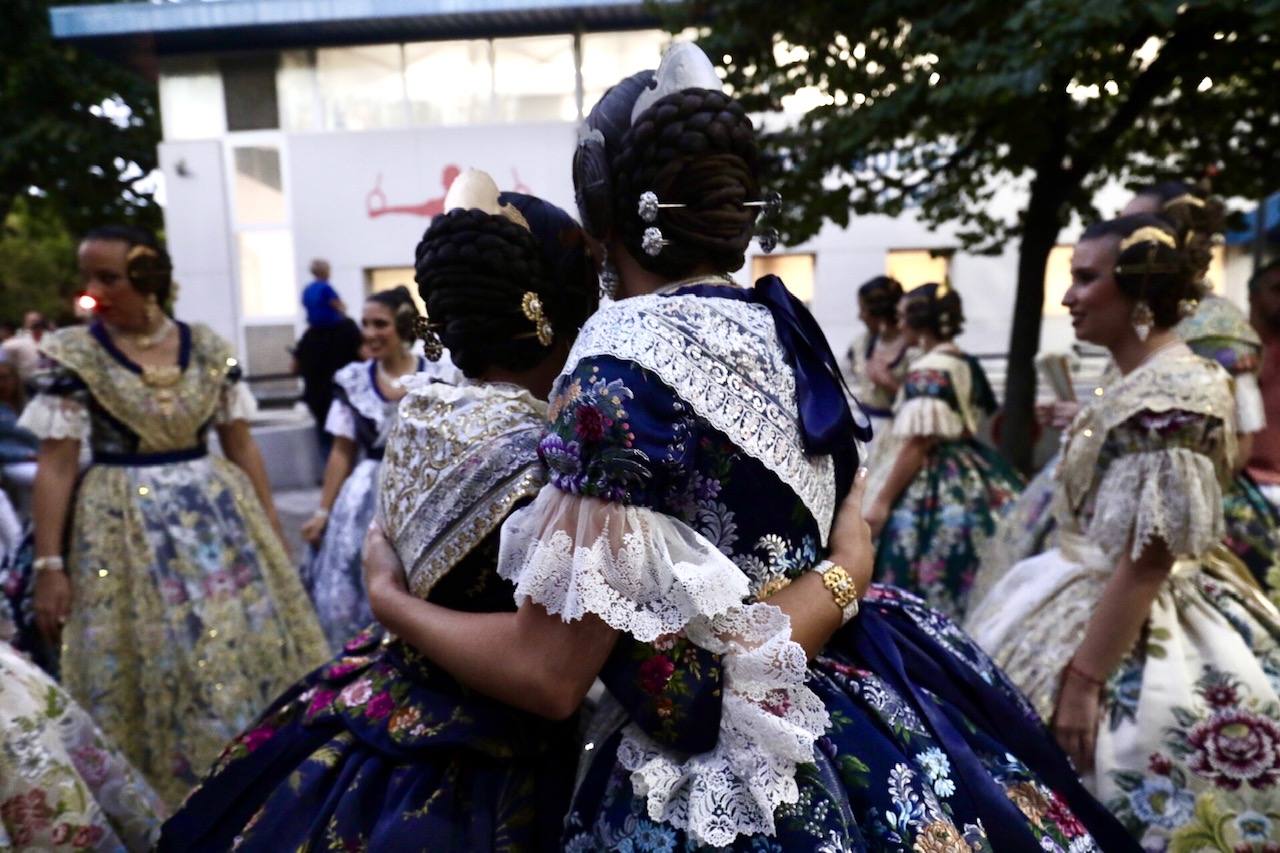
[18,322,328,807]
[966,343,1280,849]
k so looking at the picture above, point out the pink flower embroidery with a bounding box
[365,692,394,720]
[241,725,275,754]
[638,655,675,695]
[339,679,373,708]
[573,405,611,442]
[1186,708,1280,789]
[307,688,338,716]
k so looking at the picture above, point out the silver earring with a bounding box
[756,227,779,254]
[599,246,620,299]
[1131,300,1154,342]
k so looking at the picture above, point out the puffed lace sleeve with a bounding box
[17,370,90,442]
[1235,373,1265,435]
[215,379,257,425]
[497,357,828,847]
[1087,408,1227,562]
[322,398,357,440]
[892,364,965,438]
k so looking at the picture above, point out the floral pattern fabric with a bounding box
[0,640,164,852]
[21,323,329,807]
[966,344,1280,849]
[535,293,1129,852]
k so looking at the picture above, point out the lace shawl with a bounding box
[1055,345,1234,562]
[377,378,547,599]
[560,293,837,544]
[497,486,828,847]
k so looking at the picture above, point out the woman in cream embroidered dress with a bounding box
[865,283,1022,619]
[846,275,913,458]
[20,226,328,806]
[966,215,1280,849]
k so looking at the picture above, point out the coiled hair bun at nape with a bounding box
[1081,213,1191,330]
[366,285,420,342]
[413,171,597,379]
[902,282,965,340]
[83,224,174,306]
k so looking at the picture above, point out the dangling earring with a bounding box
[599,246,620,300]
[1131,300,1154,342]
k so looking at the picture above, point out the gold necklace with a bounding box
[109,316,173,351]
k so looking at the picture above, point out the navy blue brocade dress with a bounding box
[497,280,1134,851]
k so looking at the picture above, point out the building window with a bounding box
[278,49,321,132]
[492,35,577,123]
[752,254,816,303]
[366,267,424,316]
[238,230,297,318]
[231,147,286,226]
[220,54,280,131]
[580,31,671,116]
[158,57,225,140]
[405,40,493,126]
[886,249,952,290]
[315,44,406,131]
[229,140,295,320]
[1043,244,1074,316]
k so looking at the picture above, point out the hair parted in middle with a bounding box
[1081,213,1192,330]
[901,282,964,341]
[413,171,597,379]
[366,285,420,343]
[574,44,762,278]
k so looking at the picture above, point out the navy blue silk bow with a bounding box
[678,275,873,458]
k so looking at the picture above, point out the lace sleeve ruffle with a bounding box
[322,399,357,440]
[1235,373,1265,435]
[215,381,257,425]
[497,486,829,846]
[1088,447,1224,561]
[892,396,964,438]
[16,393,89,442]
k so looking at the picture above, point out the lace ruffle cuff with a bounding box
[17,393,90,441]
[1088,447,1224,562]
[497,486,830,846]
[892,396,965,439]
[215,381,258,425]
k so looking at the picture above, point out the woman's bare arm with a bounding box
[865,436,932,533]
[32,438,80,639]
[217,420,285,540]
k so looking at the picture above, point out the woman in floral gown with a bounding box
[966,214,1280,849]
[20,226,328,806]
[360,45,1134,852]
[865,283,1023,619]
[158,172,599,852]
[299,285,446,651]
[847,275,914,459]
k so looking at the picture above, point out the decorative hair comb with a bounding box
[413,313,445,361]
[521,292,554,347]
[1118,226,1176,252]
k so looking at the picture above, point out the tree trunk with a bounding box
[999,178,1064,473]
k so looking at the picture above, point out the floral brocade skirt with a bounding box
[966,537,1280,850]
[565,587,1134,852]
[301,458,379,652]
[874,439,1024,620]
[62,457,329,807]
[158,626,577,853]
[0,640,164,852]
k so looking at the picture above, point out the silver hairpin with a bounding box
[744,190,783,217]
[756,227,779,255]
[638,191,686,223]
[642,226,670,257]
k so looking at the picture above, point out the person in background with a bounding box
[0,321,14,344]
[293,259,363,463]
[1249,258,1280,508]
[0,351,38,496]
[847,275,914,457]
[1,310,48,386]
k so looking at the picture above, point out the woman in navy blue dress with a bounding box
[157,172,598,851]
[360,45,1135,851]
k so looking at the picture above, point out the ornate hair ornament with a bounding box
[124,244,172,294]
[413,313,445,361]
[641,226,670,257]
[521,292,554,347]
[443,169,531,232]
[638,191,685,223]
[631,42,724,123]
[1118,226,1177,252]
[1162,193,1206,210]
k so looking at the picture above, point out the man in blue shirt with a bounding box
[293,259,362,465]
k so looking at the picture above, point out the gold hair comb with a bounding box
[1119,227,1176,252]
[521,292,554,347]
[1161,193,1206,210]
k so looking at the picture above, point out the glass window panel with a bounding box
[405,40,493,126]
[366,267,425,316]
[278,49,320,132]
[232,146,285,226]
[752,254,815,303]
[315,45,405,131]
[239,230,297,318]
[886,249,951,290]
[492,35,576,123]
[580,31,671,114]
[158,57,226,140]
[220,54,280,131]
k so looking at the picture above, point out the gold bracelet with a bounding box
[813,560,859,623]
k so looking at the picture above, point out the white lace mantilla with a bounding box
[498,487,829,846]
[563,293,837,544]
[1086,447,1224,562]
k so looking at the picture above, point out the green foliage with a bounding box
[0,0,160,236]
[686,0,1279,251]
[0,197,79,326]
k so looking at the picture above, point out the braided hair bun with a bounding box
[902,282,964,340]
[1082,214,1191,329]
[1133,180,1226,291]
[367,285,419,343]
[413,193,597,378]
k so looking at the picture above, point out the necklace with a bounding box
[109,316,173,351]
[376,353,416,391]
[652,273,735,296]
